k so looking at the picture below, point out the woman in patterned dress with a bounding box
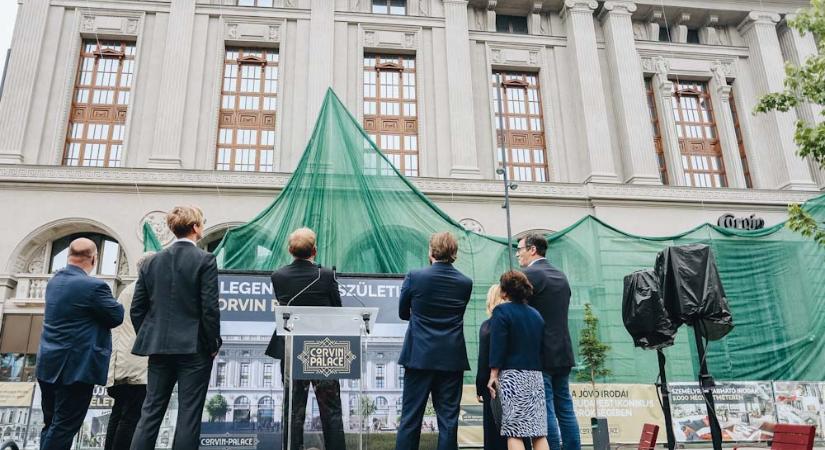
[487,271,550,450]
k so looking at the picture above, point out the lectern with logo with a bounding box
[274,306,379,450]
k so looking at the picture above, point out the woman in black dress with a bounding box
[476,284,507,450]
[488,271,549,450]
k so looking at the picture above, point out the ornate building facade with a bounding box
[0,0,822,390]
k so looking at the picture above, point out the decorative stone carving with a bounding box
[80,12,143,37]
[361,27,420,50]
[26,244,47,274]
[646,10,663,42]
[632,22,646,40]
[139,211,175,246]
[364,31,377,47]
[490,48,502,63]
[488,45,543,68]
[404,33,416,48]
[117,248,130,277]
[418,0,429,16]
[459,218,485,234]
[224,20,282,45]
[654,56,670,78]
[701,15,723,46]
[710,60,729,87]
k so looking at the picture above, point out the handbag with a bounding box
[490,381,504,429]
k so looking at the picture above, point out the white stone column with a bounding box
[709,63,747,188]
[599,1,661,185]
[650,57,687,186]
[148,0,197,169]
[562,0,619,183]
[0,1,50,163]
[486,1,497,32]
[779,14,825,188]
[443,0,481,178]
[738,11,816,190]
[305,0,335,133]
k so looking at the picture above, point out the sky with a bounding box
[0,1,20,82]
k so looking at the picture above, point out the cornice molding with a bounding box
[0,165,818,206]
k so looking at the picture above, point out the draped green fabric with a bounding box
[216,88,825,383]
[142,221,163,252]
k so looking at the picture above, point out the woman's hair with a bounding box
[485,284,506,317]
[499,271,533,304]
[429,232,458,263]
[166,206,204,238]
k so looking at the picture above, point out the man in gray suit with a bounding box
[130,206,221,450]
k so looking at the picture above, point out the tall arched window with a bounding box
[48,232,122,276]
[233,396,251,423]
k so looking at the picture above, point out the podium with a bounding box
[274,306,379,450]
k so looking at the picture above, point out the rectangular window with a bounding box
[372,0,405,15]
[671,80,727,188]
[263,363,273,387]
[236,0,274,6]
[645,78,668,184]
[64,41,136,167]
[492,71,549,182]
[375,364,385,389]
[496,15,528,34]
[216,362,226,387]
[398,366,404,388]
[217,48,278,172]
[240,363,250,387]
[728,87,753,188]
[363,54,419,176]
[0,314,42,383]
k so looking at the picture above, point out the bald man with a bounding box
[37,238,124,450]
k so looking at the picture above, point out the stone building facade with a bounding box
[0,0,822,379]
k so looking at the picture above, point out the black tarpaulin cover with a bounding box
[655,244,734,341]
[622,269,677,349]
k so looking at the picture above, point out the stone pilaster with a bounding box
[738,11,816,190]
[709,62,747,188]
[148,0,197,169]
[0,0,50,164]
[528,2,542,35]
[562,0,619,183]
[779,14,825,189]
[650,57,687,186]
[443,0,481,178]
[600,1,661,184]
[486,1,497,32]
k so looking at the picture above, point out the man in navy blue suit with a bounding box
[396,232,472,450]
[36,238,124,450]
[518,234,580,450]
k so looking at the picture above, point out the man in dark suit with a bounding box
[130,206,221,450]
[396,232,472,450]
[265,227,345,450]
[518,233,580,450]
[36,237,124,450]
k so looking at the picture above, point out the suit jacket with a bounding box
[523,258,575,373]
[36,265,124,386]
[131,241,222,356]
[264,259,342,360]
[398,262,472,372]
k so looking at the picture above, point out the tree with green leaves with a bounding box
[756,0,825,244]
[576,303,611,416]
[205,394,228,422]
[357,395,377,432]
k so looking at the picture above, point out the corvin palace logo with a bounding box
[297,337,357,377]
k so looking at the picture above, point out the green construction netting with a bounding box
[216,88,825,384]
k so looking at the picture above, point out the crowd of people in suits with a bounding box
[34,205,580,450]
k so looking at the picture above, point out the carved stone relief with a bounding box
[139,211,175,246]
[460,218,485,234]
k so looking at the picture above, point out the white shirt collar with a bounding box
[528,257,547,267]
[173,237,197,246]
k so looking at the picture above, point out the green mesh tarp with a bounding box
[216,88,825,383]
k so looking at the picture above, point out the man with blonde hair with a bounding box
[130,206,221,450]
[265,227,346,450]
[396,231,472,450]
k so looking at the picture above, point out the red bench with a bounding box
[734,424,817,450]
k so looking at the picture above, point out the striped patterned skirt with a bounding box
[499,369,547,438]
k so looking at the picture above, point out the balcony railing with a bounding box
[12,274,121,306]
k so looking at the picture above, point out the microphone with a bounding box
[332,266,372,335]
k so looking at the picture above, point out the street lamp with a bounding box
[494,75,518,270]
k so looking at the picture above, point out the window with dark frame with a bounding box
[671,80,727,187]
[645,78,668,184]
[363,54,419,176]
[728,87,753,188]
[239,362,250,387]
[496,15,528,34]
[217,48,279,172]
[64,41,136,167]
[216,362,226,387]
[375,364,385,388]
[492,71,549,182]
[372,0,406,15]
[263,363,273,387]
